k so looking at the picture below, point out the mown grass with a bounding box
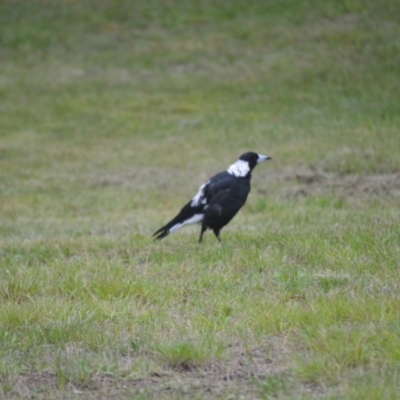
[1,0,400,398]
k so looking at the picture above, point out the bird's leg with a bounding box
[198,226,206,243]
[213,229,222,243]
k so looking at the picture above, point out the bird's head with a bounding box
[227,152,271,177]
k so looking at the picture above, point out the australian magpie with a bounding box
[153,152,271,243]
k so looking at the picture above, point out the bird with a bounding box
[153,152,271,243]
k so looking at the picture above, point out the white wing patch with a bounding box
[227,160,250,177]
[169,214,204,233]
[190,181,209,207]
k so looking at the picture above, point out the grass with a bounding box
[1,0,400,398]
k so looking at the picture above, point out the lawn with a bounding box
[1,0,400,398]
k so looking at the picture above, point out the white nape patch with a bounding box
[190,181,209,207]
[227,160,250,177]
[169,214,204,233]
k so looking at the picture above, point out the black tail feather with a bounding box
[153,201,203,241]
[152,218,179,240]
[153,226,170,240]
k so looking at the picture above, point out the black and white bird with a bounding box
[153,152,271,243]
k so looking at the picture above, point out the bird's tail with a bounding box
[153,203,204,240]
[153,224,171,240]
[152,214,189,240]
[153,217,183,240]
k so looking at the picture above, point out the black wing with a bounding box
[204,172,250,226]
[204,172,242,203]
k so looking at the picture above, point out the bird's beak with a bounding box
[257,154,272,163]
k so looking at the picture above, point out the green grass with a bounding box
[1,0,400,398]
